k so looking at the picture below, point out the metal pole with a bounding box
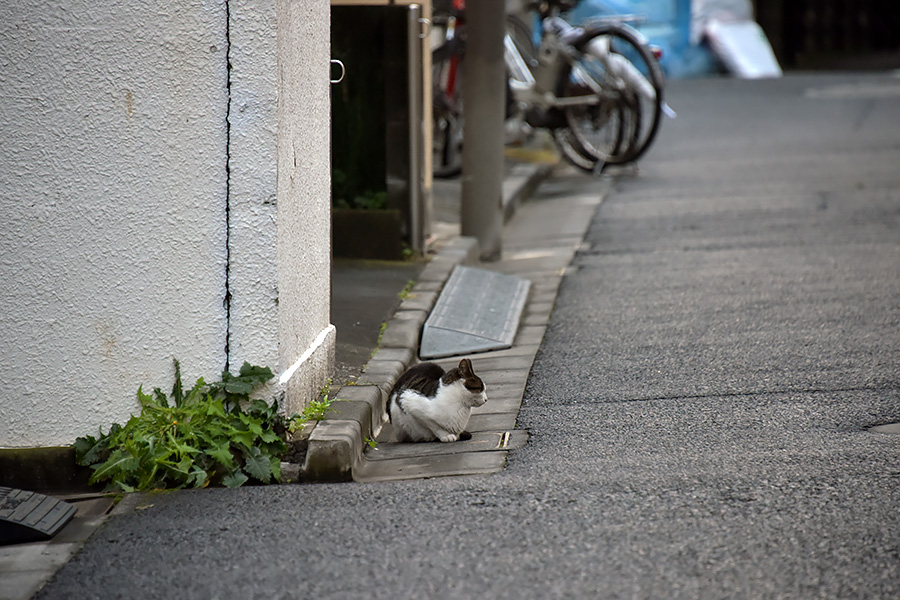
[408,4,424,253]
[461,0,505,261]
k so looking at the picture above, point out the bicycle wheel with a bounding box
[432,41,464,178]
[552,78,626,172]
[553,127,602,172]
[560,24,664,165]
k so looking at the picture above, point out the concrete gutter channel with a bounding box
[297,161,599,483]
[298,162,548,483]
[298,234,481,483]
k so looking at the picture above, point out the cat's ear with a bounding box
[458,358,473,376]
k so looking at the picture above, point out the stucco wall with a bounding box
[0,0,335,448]
[0,2,229,448]
[228,0,335,414]
[228,0,280,373]
[276,0,334,415]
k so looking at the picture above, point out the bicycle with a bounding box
[549,10,669,169]
[430,0,467,178]
[431,0,667,177]
[430,0,524,177]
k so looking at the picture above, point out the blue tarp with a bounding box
[565,0,717,78]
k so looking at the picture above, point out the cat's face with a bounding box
[465,380,488,407]
[458,358,488,407]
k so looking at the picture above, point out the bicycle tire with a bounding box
[605,25,664,163]
[560,24,664,165]
[553,127,605,172]
[552,79,627,172]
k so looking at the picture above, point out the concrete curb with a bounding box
[299,237,479,482]
[502,162,555,223]
[300,163,555,482]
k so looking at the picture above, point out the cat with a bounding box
[387,358,487,443]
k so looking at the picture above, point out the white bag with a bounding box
[705,18,783,79]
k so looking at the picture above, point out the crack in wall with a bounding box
[223,0,233,373]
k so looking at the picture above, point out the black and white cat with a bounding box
[387,358,487,442]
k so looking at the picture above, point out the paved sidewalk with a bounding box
[0,494,115,600]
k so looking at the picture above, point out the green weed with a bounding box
[287,380,335,433]
[74,360,286,492]
[398,279,416,301]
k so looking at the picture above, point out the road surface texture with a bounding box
[36,73,900,600]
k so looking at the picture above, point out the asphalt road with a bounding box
[37,74,900,600]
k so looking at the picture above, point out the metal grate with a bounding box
[0,487,77,546]
[420,266,531,359]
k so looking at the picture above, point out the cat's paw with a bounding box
[437,432,459,443]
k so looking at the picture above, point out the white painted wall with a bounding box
[228,0,280,373]
[0,0,334,448]
[275,0,335,415]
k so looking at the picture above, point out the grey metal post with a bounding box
[407,4,424,253]
[461,0,505,261]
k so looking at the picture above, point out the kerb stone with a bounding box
[302,420,362,483]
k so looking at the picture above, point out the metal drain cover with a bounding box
[0,487,77,545]
[420,266,530,359]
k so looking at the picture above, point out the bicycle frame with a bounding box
[504,13,660,117]
[506,16,603,113]
[433,0,466,103]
